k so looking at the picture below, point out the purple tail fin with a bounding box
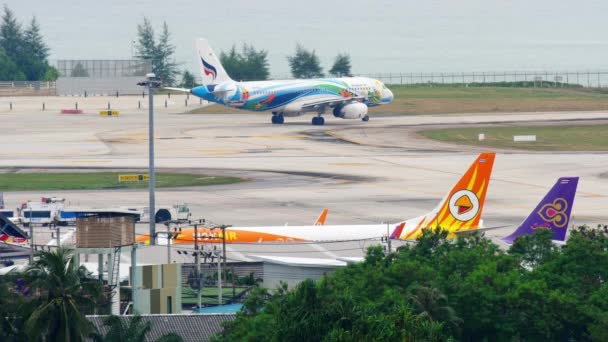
[502,177,578,244]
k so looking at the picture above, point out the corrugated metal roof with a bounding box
[87,314,235,342]
[251,255,347,267]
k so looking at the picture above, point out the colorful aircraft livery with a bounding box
[166,38,394,125]
[391,152,495,240]
[502,177,578,244]
[137,153,496,245]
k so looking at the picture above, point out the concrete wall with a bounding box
[56,76,147,96]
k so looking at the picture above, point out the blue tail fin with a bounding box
[502,177,578,244]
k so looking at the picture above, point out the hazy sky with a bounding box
[7,0,608,77]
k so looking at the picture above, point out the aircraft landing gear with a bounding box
[362,115,370,122]
[271,113,284,124]
[311,116,325,126]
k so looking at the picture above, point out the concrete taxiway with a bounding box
[1,98,607,264]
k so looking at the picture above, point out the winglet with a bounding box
[502,177,578,244]
[314,208,328,226]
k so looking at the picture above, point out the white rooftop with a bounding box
[250,254,348,268]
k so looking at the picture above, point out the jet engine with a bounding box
[333,103,368,119]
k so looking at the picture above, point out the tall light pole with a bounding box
[137,73,161,245]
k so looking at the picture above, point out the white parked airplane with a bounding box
[168,39,394,125]
[137,153,496,244]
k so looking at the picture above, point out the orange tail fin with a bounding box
[396,152,496,240]
[314,208,328,226]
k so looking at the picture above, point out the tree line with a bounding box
[0,7,352,85]
[0,6,57,81]
[213,226,608,341]
[134,17,353,86]
[2,226,607,340]
[220,43,352,82]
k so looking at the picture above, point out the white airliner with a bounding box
[137,153,496,244]
[168,39,394,125]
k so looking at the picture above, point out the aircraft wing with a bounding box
[299,97,365,112]
[453,225,512,236]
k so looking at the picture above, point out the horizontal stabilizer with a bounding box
[162,87,192,93]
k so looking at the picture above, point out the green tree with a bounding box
[135,18,178,85]
[20,17,50,80]
[24,248,103,341]
[135,18,156,63]
[155,22,178,85]
[508,228,559,267]
[329,53,352,77]
[0,6,54,81]
[23,17,48,61]
[220,44,270,81]
[215,226,608,341]
[408,285,460,327]
[0,273,27,341]
[0,5,22,63]
[180,70,196,88]
[43,65,59,81]
[0,48,25,80]
[287,44,323,79]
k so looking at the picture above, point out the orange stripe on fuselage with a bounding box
[404,217,427,239]
[136,227,306,244]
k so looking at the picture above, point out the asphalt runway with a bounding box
[1,100,607,264]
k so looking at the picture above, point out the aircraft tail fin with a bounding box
[393,152,496,240]
[0,213,28,244]
[196,38,232,85]
[314,208,328,226]
[502,177,578,244]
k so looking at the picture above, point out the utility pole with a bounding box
[55,223,60,248]
[28,205,34,263]
[214,225,231,284]
[194,221,202,309]
[166,222,171,264]
[216,247,222,305]
[131,224,138,314]
[231,266,236,300]
[386,222,392,253]
[29,225,34,263]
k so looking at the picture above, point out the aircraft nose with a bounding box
[383,88,394,103]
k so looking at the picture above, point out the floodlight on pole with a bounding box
[137,73,161,246]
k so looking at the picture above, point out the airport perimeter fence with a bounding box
[0,81,57,96]
[357,70,608,88]
[2,69,607,97]
[260,70,608,88]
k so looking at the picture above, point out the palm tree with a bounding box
[408,286,461,330]
[24,248,103,341]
